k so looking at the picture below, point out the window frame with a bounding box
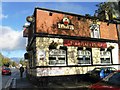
[77,47,92,65]
[90,24,100,38]
[100,48,112,64]
[49,49,67,66]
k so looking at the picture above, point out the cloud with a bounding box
[0,26,26,51]
[0,5,8,20]
[0,14,8,20]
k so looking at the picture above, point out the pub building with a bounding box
[117,24,120,61]
[23,7,120,83]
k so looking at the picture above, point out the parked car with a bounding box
[89,70,120,90]
[2,67,11,75]
[86,67,117,80]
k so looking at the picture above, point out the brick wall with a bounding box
[35,9,118,41]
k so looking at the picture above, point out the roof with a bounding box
[34,7,120,24]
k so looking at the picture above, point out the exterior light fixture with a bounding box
[24,53,29,59]
[26,16,35,23]
[107,46,114,50]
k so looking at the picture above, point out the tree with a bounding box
[0,53,3,66]
[11,61,17,67]
[2,57,11,67]
[0,53,18,67]
[19,59,26,66]
[95,2,115,20]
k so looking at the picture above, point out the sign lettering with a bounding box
[58,23,74,30]
[63,40,107,48]
[57,17,74,30]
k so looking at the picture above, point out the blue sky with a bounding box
[1,2,105,59]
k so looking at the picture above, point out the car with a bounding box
[89,70,120,90]
[2,67,11,75]
[86,67,117,80]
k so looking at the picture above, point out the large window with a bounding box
[90,24,100,38]
[100,49,112,64]
[49,49,66,65]
[77,47,91,65]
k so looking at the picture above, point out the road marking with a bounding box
[11,78,16,88]
[4,78,13,89]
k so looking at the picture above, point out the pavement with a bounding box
[1,69,94,90]
[46,81,92,89]
[0,73,2,90]
[10,72,36,89]
[9,72,94,90]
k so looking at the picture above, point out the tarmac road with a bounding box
[2,69,98,90]
[2,68,19,89]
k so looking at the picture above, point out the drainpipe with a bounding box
[115,21,120,69]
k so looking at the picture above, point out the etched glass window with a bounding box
[77,48,91,65]
[49,49,66,65]
[100,49,111,64]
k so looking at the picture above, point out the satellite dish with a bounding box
[26,16,34,23]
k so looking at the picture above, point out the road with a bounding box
[2,68,36,90]
[2,68,19,89]
[2,68,97,89]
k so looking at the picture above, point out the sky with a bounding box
[0,1,107,59]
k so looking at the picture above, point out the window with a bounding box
[77,47,91,65]
[90,24,100,38]
[49,49,66,65]
[100,49,111,64]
